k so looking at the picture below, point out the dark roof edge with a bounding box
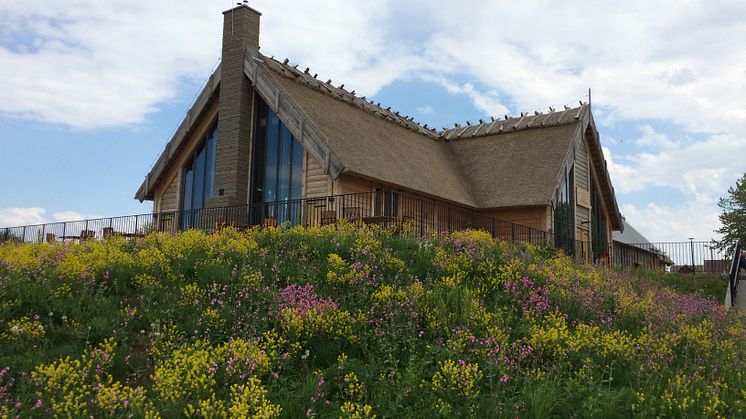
[135,65,222,202]
[222,4,262,16]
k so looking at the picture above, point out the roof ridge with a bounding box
[260,53,588,142]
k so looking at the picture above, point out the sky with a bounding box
[1,0,745,242]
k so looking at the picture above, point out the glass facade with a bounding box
[250,95,304,225]
[181,124,217,228]
[554,165,575,256]
[590,176,609,261]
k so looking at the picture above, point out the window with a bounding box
[554,164,575,256]
[590,176,608,261]
[181,124,217,228]
[250,95,304,225]
[374,189,399,217]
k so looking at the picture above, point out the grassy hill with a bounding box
[0,225,744,418]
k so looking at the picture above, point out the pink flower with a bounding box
[500,374,509,383]
[33,399,42,409]
[306,408,313,417]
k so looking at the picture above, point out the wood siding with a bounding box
[334,174,374,195]
[305,152,332,198]
[158,175,180,212]
[483,206,549,231]
[575,137,591,232]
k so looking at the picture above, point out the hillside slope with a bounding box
[1,225,745,418]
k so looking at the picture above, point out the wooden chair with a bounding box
[80,230,96,241]
[342,207,361,221]
[320,210,337,226]
[262,218,278,228]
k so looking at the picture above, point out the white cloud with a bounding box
[434,78,510,118]
[256,0,425,96]
[0,0,224,128]
[603,125,746,241]
[0,207,47,227]
[620,202,721,243]
[0,207,97,228]
[604,127,746,198]
[52,211,85,222]
[416,105,434,115]
[4,0,746,134]
[414,0,746,135]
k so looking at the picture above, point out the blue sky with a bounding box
[1,0,745,242]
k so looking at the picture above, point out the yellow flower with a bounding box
[431,359,483,399]
[228,378,282,418]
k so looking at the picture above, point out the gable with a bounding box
[448,123,580,208]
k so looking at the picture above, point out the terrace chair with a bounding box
[342,207,361,221]
[80,230,96,241]
[321,210,337,226]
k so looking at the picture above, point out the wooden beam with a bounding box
[245,57,344,179]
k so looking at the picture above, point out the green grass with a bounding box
[632,270,728,302]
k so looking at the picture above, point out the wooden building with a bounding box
[135,4,623,261]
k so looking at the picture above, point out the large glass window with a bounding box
[590,176,608,261]
[250,95,304,225]
[181,124,217,228]
[554,165,575,256]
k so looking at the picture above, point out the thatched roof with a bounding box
[265,65,478,207]
[447,123,580,208]
[261,55,589,210]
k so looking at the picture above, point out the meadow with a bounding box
[0,224,744,418]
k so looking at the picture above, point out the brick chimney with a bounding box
[209,4,261,207]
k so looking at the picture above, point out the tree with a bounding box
[714,172,746,254]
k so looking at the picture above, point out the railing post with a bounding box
[511,223,515,243]
[419,200,424,238]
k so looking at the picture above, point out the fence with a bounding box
[0,192,732,275]
[0,191,552,247]
[612,240,729,274]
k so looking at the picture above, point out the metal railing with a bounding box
[612,240,729,274]
[0,191,553,247]
[2,191,731,276]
